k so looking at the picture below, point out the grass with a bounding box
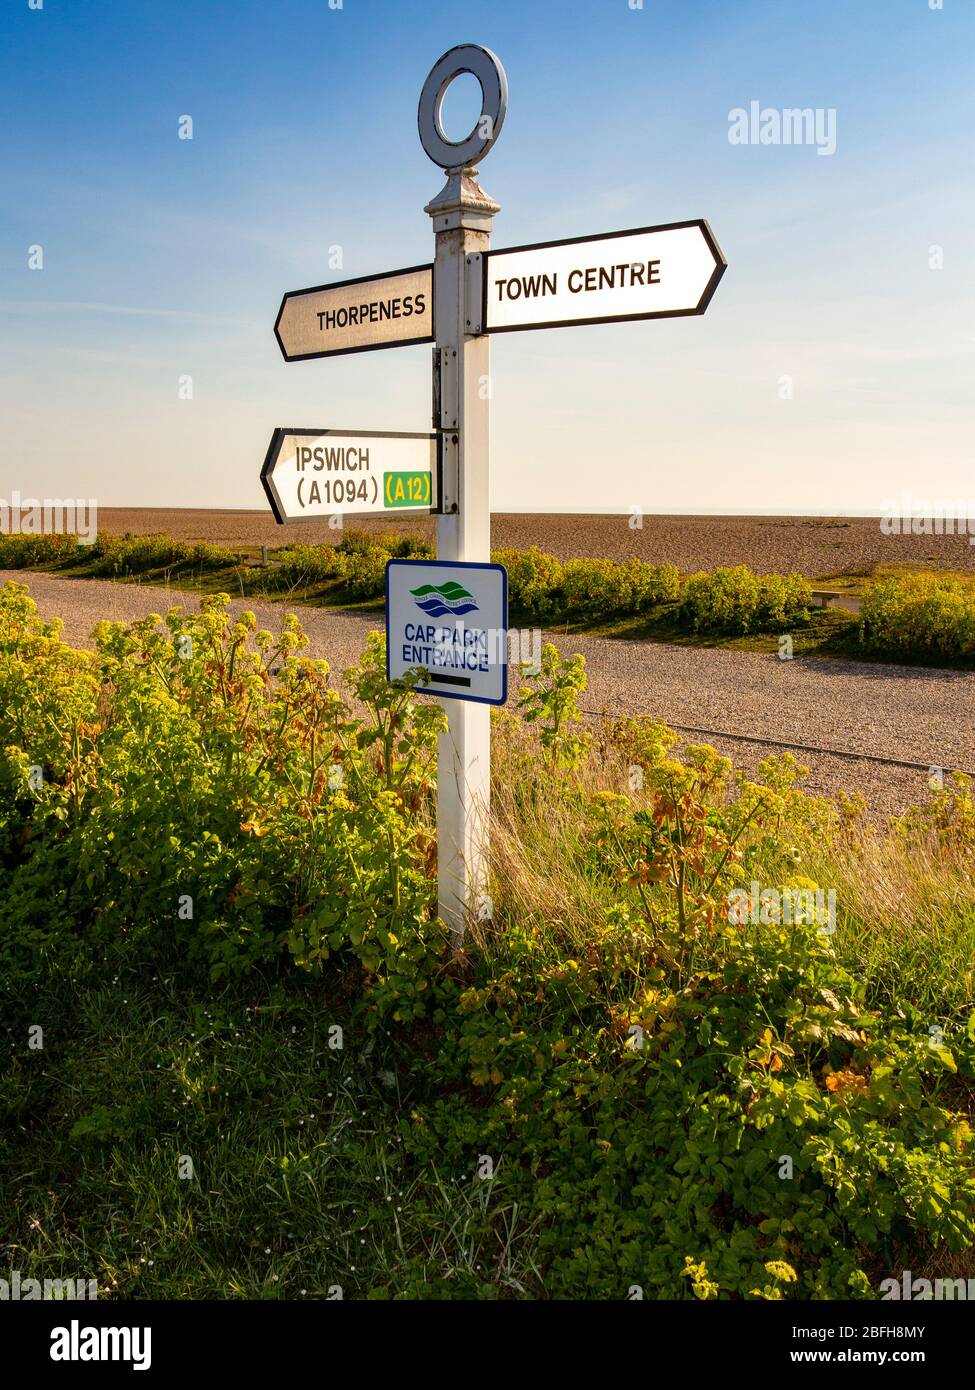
[488,712,975,1022]
[542,602,857,655]
[817,564,975,593]
[2,962,539,1300]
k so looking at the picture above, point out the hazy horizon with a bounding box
[43,505,948,521]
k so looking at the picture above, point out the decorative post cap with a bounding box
[418,44,508,173]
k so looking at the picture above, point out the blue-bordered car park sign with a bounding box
[385,560,508,705]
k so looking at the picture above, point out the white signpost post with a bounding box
[266,42,726,946]
[415,45,508,945]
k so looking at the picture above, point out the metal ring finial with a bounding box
[418,44,508,172]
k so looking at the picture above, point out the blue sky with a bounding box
[1,0,972,514]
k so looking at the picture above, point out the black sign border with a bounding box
[261,428,442,526]
[274,264,435,363]
[481,219,726,335]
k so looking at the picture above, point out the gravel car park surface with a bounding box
[7,570,973,818]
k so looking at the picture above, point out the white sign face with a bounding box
[261,429,439,524]
[386,560,508,705]
[275,265,433,361]
[483,220,725,333]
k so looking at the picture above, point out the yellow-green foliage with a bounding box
[0,582,446,1015]
[492,545,565,621]
[682,565,812,634]
[275,542,341,585]
[480,649,975,1296]
[0,531,242,578]
[2,583,974,1300]
[334,532,435,599]
[561,556,680,617]
[859,573,975,658]
[0,532,81,567]
[493,545,680,623]
[275,532,435,599]
[89,533,242,575]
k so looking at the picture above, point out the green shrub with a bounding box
[335,528,378,556]
[560,557,634,617]
[402,718,975,1298]
[415,905,975,1297]
[334,545,391,599]
[0,532,241,577]
[188,541,242,571]
[561,556,680,618]
[682,565,811,634]
[415,724,975,1298]
[493,545,565,622]
[0,528,684,628]
[859,574,975,659]
[515,642,591,767]
[0,582,446,1016]
[0,532,81,567]
[387,533,435,561]
[273,533,435,600]
[493,547,680,624]
[331,532,434,600]
[87,533,190,575]
[85,533,241,577]
[629,558,682,608]
[276,543,341,586]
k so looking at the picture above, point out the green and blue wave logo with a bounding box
[410,580,479,618]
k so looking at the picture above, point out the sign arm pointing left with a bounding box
[261,428,440,525]
[260,428,287,525]
[275,264,435,362]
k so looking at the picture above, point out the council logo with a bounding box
[410,581,479,618]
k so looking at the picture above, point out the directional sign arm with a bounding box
[261,429,439,524]
[275,265,435,361]
[482,219,726,333]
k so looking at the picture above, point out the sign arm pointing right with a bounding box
[481,218,727,334]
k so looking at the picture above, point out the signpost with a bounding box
[261,428,439,524]
[416,45,508,942]
[265,41,725,945]
[386,560,507,705]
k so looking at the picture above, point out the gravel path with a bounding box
[6,570,973,817]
